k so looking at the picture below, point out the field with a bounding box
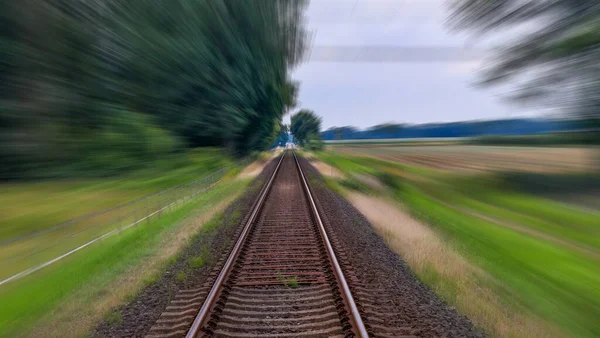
[314,146,600,337]
[0,147,272,337]
[324,137,467,145]
[329,142,599,210]
[0,148,235,283]
[330,143,596,173]
[0,178,250,337]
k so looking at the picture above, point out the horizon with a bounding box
[289,0,546,130]
[319,116,567,131]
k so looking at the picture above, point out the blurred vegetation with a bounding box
[0,177,250,337]
[448,1,600,138]
[317,150,600,337]
[0,0,308,180]
[291,109,323,150]
[0,148,232,242]
[305,133,325,151]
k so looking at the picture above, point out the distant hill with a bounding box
[321,119,579,141]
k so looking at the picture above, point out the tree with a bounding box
[0,0,309,178]
[368,123,405,138]
[448,0,600,139]
[291,109,322,149]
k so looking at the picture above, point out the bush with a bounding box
[305,133,324,151]
[375,171,402,191]
[79,110,182,175]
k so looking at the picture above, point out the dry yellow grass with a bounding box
[346,191,566,338]
[24,193,240,338]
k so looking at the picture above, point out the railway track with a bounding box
[147,151,368,337]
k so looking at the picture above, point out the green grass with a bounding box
[412,177,600,250]
[0,147,233,241]
[0,178,249,337]
[176,271,187,282]
[188,247,210,269]
[105,310,123,326]
[315,150,600,337]
[278,275,299,288]
[0,148,237,281]
[400,184,600,337]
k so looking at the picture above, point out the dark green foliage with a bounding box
[0,0,308,179]
[291,109,322,148]
[305,133,324,151]
[375,171,402,191]
[367,123,405,136]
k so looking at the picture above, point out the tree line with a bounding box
[0,0,308,179]
[321,119,587,141]
[291,109,323,150]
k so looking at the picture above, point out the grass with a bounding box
[105,311,123,326]
[176,271,187,282]
[409,175,600,250]
[0,147,233,241]
[188,247,210,269]
[314,150,600,337]
[188,256,205,269]
[278,275,299,288]
[0,148,236,282]
[142,275,159,287]
[0,177,250,337]
[402,185,600,337]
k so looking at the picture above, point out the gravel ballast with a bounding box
[92,159,279,337]
[93,153,480,337]
[298,155,482,337]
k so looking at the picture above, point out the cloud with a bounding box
[446,60,483,75]
[308,46,486,63]
[292,0,534,128]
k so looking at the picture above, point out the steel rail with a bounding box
[185,151,286,338]
[292,150,369,338]
[185,150,369,337]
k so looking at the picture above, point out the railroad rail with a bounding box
[149,150,369,337]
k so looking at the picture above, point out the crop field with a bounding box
[315,149,600,337]
[329,143,596,174]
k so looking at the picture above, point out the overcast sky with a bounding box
[288,0,540,129]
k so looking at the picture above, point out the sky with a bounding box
[288,0,541,130]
